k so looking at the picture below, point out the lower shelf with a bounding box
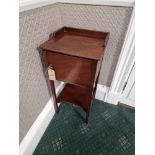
[57,84,92,111]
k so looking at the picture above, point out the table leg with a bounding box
[85,110,90,124]
[48,80,59,113]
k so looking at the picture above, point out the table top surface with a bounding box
[40,27,109,60]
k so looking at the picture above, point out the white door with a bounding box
[119,64,135,107]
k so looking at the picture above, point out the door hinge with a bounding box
[123,81,128,91]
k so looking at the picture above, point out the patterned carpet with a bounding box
[33,99,135,155]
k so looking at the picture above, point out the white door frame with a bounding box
[122,64,135,98]
[105,8,135,105]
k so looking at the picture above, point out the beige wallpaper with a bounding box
[59,4,132,86]
[19,4,62,142]
[19,3,132,142]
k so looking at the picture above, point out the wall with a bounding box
[19,3,62,142]
[19,3,132,142]
[59,4,132,86]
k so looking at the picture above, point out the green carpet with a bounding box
[33,99,135,155]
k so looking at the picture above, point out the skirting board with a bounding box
[105,91,120,105]
[95,84,109,101]
[19,99,54,155]
[19,83,108,155]
[105,91,135,106]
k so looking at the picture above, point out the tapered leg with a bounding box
[85,89,94,124]
[48,80,59,112]
[85,110,90,124]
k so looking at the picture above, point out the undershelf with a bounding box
[57,83,91,111]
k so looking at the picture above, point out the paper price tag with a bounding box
[48,68,56,80]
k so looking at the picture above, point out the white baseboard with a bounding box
[19,99,54,155]
[95,85,129,106]
[95,84,109,101]
[119,98,135,107]
[105,91,120,105]
[95,85,123,106]
[105,91,135,107]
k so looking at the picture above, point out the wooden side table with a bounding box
[39,27,109,123]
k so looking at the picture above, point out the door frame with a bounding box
[120,64,135,106]
[105,8,135,105]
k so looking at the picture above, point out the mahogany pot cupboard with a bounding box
[39,27,109,123]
